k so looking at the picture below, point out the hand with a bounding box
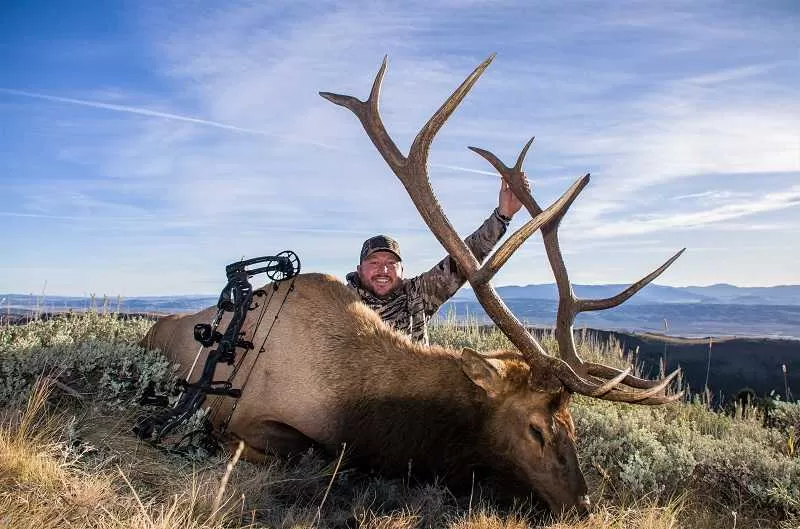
[497,175,524,219]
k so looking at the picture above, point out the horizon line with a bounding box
[2,281,798,299]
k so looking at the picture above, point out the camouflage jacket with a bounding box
[346,208,511,344]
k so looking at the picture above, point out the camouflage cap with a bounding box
[360,235,402,262]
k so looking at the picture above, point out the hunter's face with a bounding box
[357,251,403,298]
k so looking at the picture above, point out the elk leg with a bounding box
[263,420,320,456]
[232,420,320,462]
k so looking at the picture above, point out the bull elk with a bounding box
[139,54,684,516]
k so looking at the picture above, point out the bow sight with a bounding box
[133,250,300,445]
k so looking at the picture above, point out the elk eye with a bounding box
[529,425,544,445]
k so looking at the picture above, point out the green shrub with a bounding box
[0,312,173,406]
[573,397,800,515]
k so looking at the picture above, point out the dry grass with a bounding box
[444,495,684,529]
[543,500,683,529]
[0,378,255,529]
[0,382,693,529]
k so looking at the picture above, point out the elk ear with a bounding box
[461,347,503,398]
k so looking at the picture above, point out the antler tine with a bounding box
[588,367,631,397]
[555,361,683,403]
[469,139,542,218]
[584,362,675,390]
[594,368,683,403]
[320,56,405,171]
[578,249,686,312]
[514,137,535,172]
[411,54,496,162]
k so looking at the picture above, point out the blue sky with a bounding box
[1,0,798,296]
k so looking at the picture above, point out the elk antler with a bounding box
[321,55,683,404]
[468,144,685,401]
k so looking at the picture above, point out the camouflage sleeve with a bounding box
[412,208,510,316]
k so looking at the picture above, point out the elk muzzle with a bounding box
[538,480,591,518]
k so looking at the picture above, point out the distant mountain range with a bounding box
[2,283,799,339]
[3,283,797,312]
[452,283,800,306]
[445,283,800,338]
[0,294,218,314]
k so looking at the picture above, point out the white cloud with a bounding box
[587,185,800,237]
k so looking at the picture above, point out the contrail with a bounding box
[1,88,542,177]
[431,163,581,182]
[0,211,158,221]
[431,163,499,177]
[0,87,337,150]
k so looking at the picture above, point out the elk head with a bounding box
[321,54,683,515]
[460,347,589,514]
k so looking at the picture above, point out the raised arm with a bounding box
[414,207,510,316]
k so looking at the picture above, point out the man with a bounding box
[346,178,524,344]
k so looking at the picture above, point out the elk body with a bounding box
[142,273,589,513]
[140,55,683,516]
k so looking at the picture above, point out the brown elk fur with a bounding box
[141,273,590,514]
